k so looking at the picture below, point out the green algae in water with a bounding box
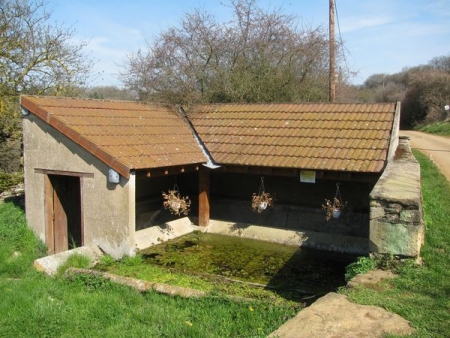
[139,232,356,295]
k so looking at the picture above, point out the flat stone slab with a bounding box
[34,245,103,275]
[347,269,398,289]
[269,292,414,338]
[65,268,206,298]
[370,138,421,207]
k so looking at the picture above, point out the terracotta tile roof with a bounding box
[186,103,398,173]
[21,96,208,178]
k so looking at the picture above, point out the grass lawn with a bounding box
[0,202,297,337]
[415,121,450,136]
[1,149,449,337]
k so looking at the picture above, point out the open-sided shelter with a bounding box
[21,96,409,258]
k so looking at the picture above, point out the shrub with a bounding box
[0,172,23,194]
[95,254,117,271]
[121,254,143,266]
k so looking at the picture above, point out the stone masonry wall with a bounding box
[369,136,424,257]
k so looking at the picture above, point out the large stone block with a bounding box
[369,221,424,257]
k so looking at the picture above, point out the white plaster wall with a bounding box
[23,115,136,258]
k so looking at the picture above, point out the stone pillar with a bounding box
[369,137,424,257]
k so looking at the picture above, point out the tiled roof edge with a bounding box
[20,96,131,179]
[385,101,401,165]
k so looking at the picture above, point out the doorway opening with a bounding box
[45,174,82,254]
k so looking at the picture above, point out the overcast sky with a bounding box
[45,0,450,87]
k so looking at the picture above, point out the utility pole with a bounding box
[329,0,336,102]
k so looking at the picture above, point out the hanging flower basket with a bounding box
[252,177,274,214]
[321,183,347,221]
[252,192,273,213]
[162,189,191,216]
[322,197,347,220]
[332,208,342,219]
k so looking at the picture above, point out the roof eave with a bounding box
[20,95,131,179]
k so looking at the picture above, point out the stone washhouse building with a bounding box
[20,96,424,259]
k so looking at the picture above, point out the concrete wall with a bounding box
[203,172,374,254]
[23,115,136,258]
[210,172,374,211]
[135,172,198,230]
[369,136,424,257]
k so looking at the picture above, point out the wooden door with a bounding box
[46,175,82,254]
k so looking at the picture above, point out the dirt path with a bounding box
[400,130,450,182]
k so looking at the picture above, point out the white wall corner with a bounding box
[128,171,137,253]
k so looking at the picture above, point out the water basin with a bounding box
[139,232,357,300]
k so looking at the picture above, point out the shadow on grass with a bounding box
[2,194,25,211]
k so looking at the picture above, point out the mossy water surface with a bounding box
[138,232,356,298]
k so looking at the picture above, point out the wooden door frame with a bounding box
[41,169,92,254]
[44,174,55,253]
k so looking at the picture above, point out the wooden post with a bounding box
[329,0,336,102]
[44,174,55,254]
[198,168,210,227]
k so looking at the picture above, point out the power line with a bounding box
[334,0,351,76]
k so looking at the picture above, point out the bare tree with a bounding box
[1,0,93,96]
[81,86,137,101]
[429,55,450,73]
[120,0,334,104]
[0,0,94,172]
